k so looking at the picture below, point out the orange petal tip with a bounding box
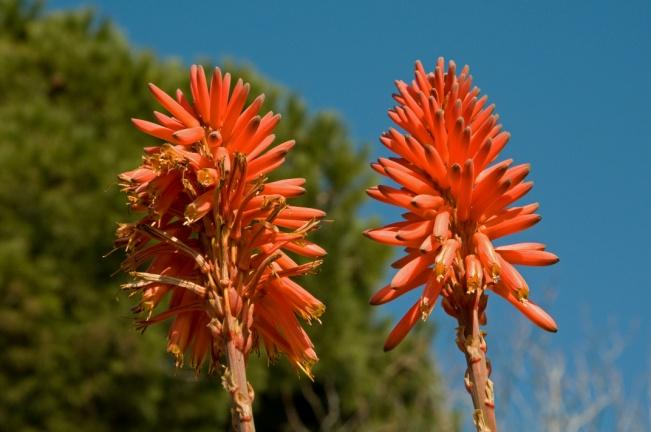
[383,302,421,351]
[369,285,391,305]
[525,301,558,332]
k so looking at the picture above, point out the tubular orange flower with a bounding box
[365,58,558,431]
[115,65,326,431]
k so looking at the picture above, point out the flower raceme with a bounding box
[365,58,559,352]
[116,65,326,378]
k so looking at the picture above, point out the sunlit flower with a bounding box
[116,65,326,378]
[365,58,558,352]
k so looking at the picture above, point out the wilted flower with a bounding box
[365,58,558,430]
[115,65,326,430]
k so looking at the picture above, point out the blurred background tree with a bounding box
[0,0,457,430]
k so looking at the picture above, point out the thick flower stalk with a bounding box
[365,58,558,431]
[115,65,326,432]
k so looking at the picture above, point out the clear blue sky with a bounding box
[49,0,651,415]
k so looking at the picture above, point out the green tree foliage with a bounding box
[0,1,456,430]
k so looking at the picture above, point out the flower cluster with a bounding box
[365,58,558,351]
[116,65,326,377]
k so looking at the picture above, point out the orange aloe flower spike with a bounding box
[365,58,559,431]
[116,65,327,432]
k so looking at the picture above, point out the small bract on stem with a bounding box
[115,65,327,431]
[365,58,559,431]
